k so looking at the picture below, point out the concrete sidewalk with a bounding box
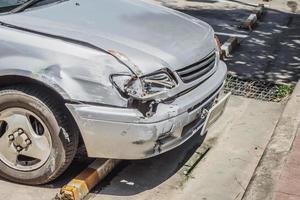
[274,128,300,200]
[87,96,284,200]
[242,81,300,200]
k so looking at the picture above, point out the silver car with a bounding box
[0,0,228,185]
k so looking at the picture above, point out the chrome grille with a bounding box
[177,51,216,83]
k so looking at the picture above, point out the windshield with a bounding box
[0,0,62,13]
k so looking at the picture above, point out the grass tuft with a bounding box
[275,85,294,99]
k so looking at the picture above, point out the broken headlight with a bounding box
[111,72,177,100]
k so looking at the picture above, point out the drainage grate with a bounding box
[224,75,294,102]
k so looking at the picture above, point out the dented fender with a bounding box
[65,62,227,159]
[0,26,132,107]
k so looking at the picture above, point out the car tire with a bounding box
[0,85,79,185]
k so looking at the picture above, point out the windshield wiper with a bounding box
[9,0,45,13]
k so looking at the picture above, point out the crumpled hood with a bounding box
[0,0,216,75]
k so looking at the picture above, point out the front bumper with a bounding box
[66,61,227,159]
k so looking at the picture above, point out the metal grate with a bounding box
[177,51,216,83]
[224,75,293,102]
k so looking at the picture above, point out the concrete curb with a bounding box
[242,81,300,200]
[241,4,265,30]
[55,159,120,200]
[221,37,240,57]
[242,14,258,30]
[254,4,265,19]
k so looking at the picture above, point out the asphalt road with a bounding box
[156,0,300,84]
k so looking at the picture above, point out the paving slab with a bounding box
[170,97,284,200]
[242,81,300,200]
[86,96,283,200]
[273,130,300,200]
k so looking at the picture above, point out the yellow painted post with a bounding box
[55,159,120,200]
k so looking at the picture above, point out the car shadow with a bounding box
[89,131,206,196]
[0,130,206,197]
[0,158,93,190]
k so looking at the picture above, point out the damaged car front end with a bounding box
[67,57,227,159]
[0,0,229,184]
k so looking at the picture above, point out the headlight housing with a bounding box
[111,72,177,100]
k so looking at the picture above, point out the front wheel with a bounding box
[0,85,79,185]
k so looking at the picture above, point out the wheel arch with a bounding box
[0,74,66,102]
[0,74,87,155]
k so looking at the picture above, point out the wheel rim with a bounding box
[0,107,52,171]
